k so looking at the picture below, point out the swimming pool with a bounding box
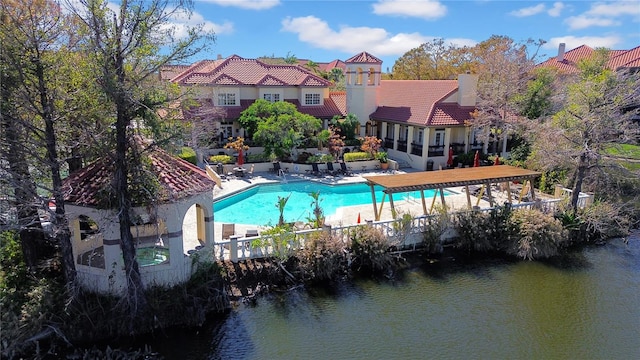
[213,181,450,225]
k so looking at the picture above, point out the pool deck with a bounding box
[187,167,534,247]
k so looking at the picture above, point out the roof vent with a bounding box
[557,43,566,62]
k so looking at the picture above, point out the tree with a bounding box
[0,0,80,285]
[72,0,210,323]
[238,99,321,159]
[331,113,359,142]
[391,38,471,80]
[529,48,640,212]
[470,36,544,155]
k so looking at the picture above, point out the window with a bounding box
[304,93,321,105]
[263,93,280,102]
[434,129,445,146]
[217,93,236,106]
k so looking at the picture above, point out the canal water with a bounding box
[146,232,640,359]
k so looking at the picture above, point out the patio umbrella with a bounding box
[494,156,500,166]
[473,150,480,167]
[237,149,244,166]
[447,147,454,167]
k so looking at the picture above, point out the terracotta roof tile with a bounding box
[172,55,332,87]
[370,80,469,126]
[62,146,215,207]
[345,52,383,64]
[538,45,640,73]
[330,91,346,115]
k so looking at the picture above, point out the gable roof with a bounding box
[171,55,332,87]
[370,80,473,126]
[537,44,640,73]
[62,145,215,208]
[345,52,383,64]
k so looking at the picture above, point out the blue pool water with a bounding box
[214,181,449,225]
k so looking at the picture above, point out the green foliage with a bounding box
[330,113,359,141]
[452,205,514,255]
[513,67,555,119]
[238,99,322,159]
[308,191,325,228]
[307,154,334,163]
[297,231,347,283]
[453,152,476,167]
[276,193,292,226]
[508,209,568,260]
[421,207,450,255]
[247,152,270,163]
[538,170,567,194]
[178,147,197,165]
[603,143,640,159]
[344,151,371,162]
[209,154,233,164]
[348,225,395,274]
[578,201,631,242]
[375,151,389,163]
[508,142,531,164]
[260,224,298,262]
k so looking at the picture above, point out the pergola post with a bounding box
[485,182,494,207]
[420,190,427,215]
[439,186,447,211]
[465,185,472,209]
[430,188,439,214]
[368,183,379,221]
[388,193,396,217]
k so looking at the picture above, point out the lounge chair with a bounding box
[338,161,353,176]
[221,223,235,240]
[325,162,338,176]
[245,229,259,238]
[310,163,322,176]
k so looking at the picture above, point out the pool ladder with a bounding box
[279,169,288,183]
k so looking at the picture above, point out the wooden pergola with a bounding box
[363,165,542,220]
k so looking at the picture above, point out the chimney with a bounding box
[557,43,566,62]
[217,54,223,60]
[457,72,478,107]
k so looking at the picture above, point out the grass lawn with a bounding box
[603,143,640,159]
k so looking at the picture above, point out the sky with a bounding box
[168,1,639,68]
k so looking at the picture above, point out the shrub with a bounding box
[343,151,371,162]
[421,208,450,255]
[347,225,395,274]
[578,201,631,243]
[508,209,568,260]
[247,152,269,163]
[178,147,197,165]
[209,154,233,164]
[297,231,348,283]
[452,205,514,255]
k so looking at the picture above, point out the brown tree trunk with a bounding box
[571,152,588,214]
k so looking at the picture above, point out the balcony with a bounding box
[410,142,423,156]
[450,142,466,155]
[428,145,444,157]
[397,139,407,152]
[384,137,394,150]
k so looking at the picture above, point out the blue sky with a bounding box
[170,0,640,68]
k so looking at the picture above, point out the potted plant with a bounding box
[376,151,389,170]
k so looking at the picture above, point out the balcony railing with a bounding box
[450,142,466,155]
[428,145,444,157]
[397,139,407,152]
[410,142,423,156]
[384,137,394,150]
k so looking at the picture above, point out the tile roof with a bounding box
[159,64,191,81]
[537,45,640,73]
[171,55,332,87]
[370,80,472,126]
[62,145,215,208]
[345,52,383,64]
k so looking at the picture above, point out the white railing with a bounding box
[214,194,592,263]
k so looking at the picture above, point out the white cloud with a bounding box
[565,15,619,30]
[510,4,545,17]
[584,1,640,17]
[565,1,639,30]
[372,0,447,20]
[199,0,280,10]
[545,35,622,51]
[281,16,474,57]
[162,9,234,39]
[547,2,565,17]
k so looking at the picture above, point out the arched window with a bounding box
[368,67,376,85]
[356,67,364,85]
